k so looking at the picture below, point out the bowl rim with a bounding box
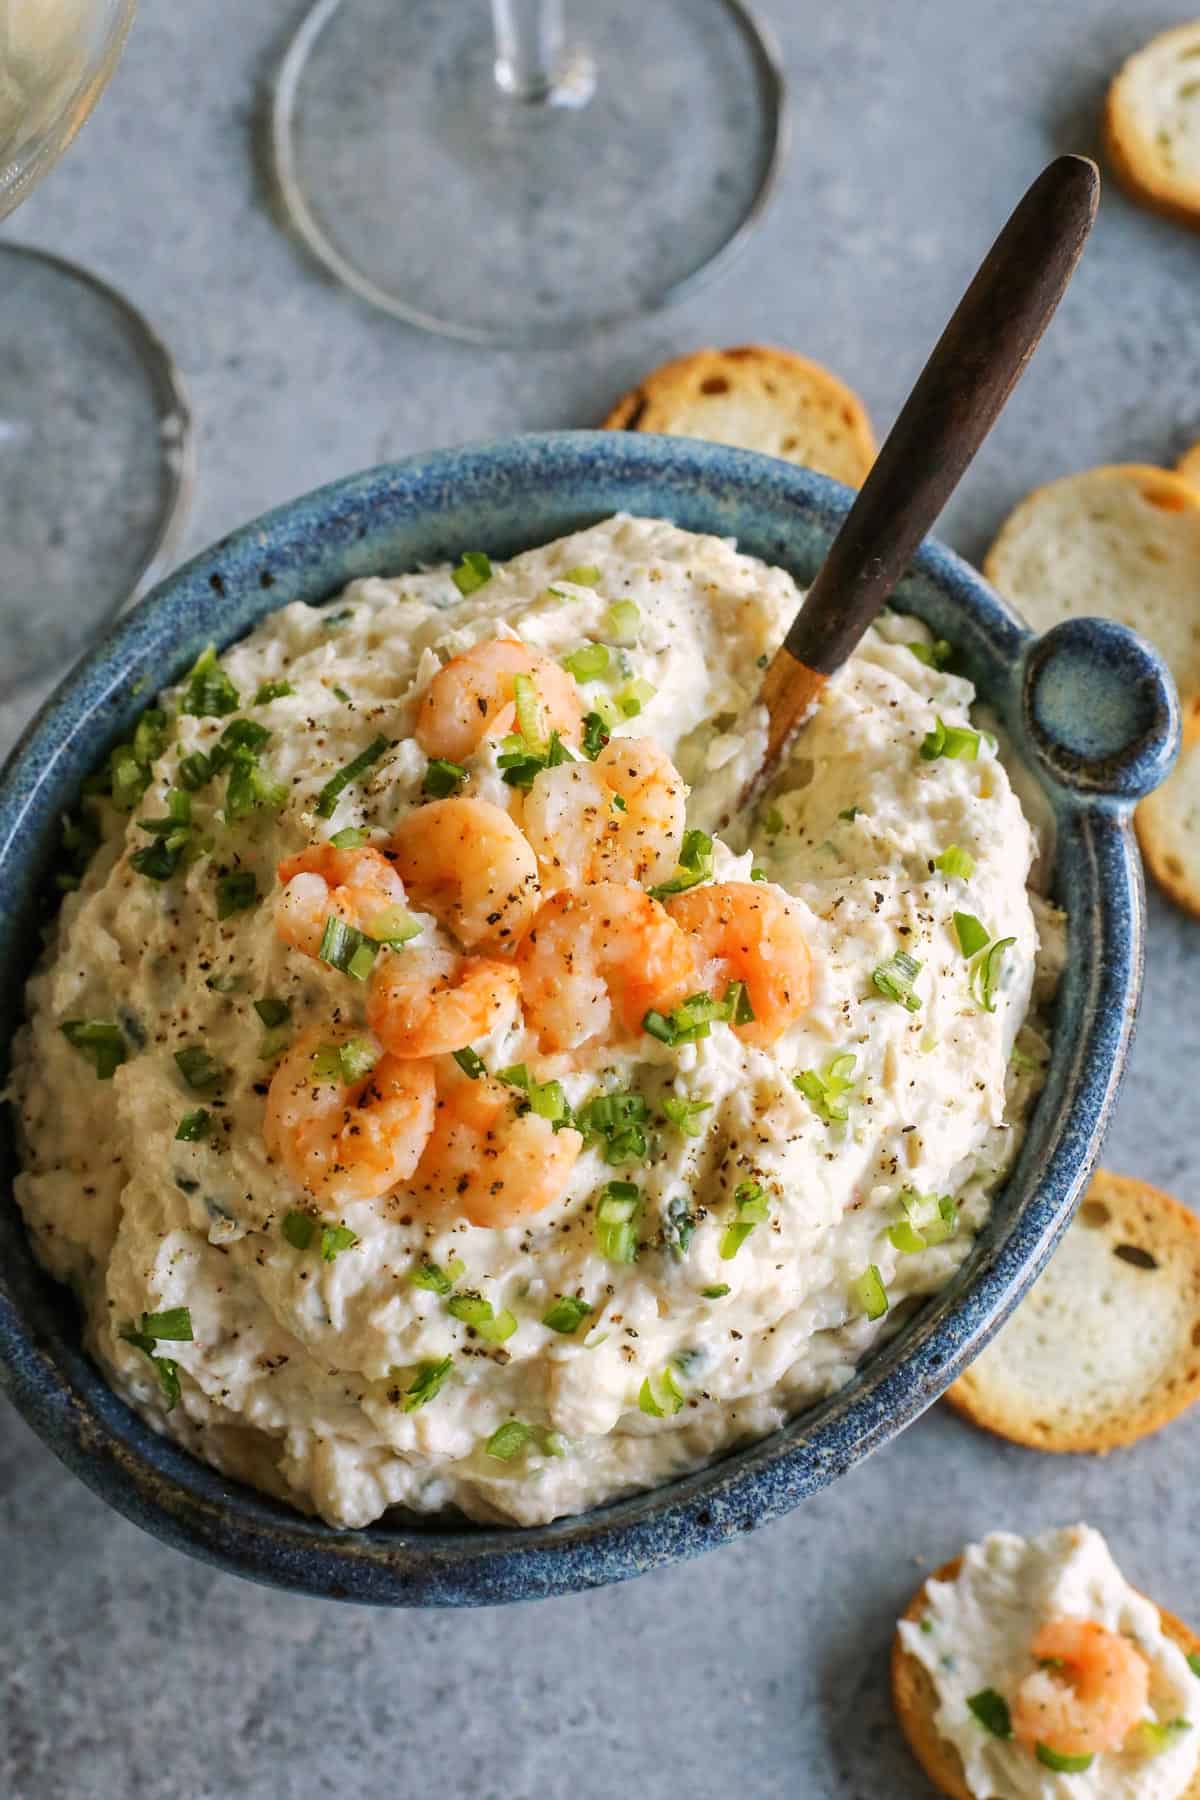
[0,432,1146,1606]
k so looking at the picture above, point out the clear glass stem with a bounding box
[491,0,567,102]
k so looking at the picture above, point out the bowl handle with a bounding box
[1020,617,1180,804]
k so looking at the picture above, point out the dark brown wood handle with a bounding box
[780,154,1099,678]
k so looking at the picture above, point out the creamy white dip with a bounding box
[12,515,1053,1527]
[899,1525,1200,1798]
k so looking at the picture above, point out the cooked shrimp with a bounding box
[367,943,519,1058]
[523,737,686,890]
[665,881,814,1047]
[264,1032,435,1204]
[1012,1618,1150,1758]
[275,844,409,958]
[415,637,584,761]
[411,1061,583,1228]
[517,881,700,1052]
[387,797,540,950]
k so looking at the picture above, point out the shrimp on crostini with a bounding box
[516,881,700,1053]
[1012,1617,1151,1758]
[411,1059,583,1228]
[664,881,814,1047]
[415,637,584,762]
[275,844,409,958]
[367,942,520,1059]
[264,1031,436,1205]
[522,737,686,891]
[387,796,540,951]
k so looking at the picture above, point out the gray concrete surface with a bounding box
[3,2,1199,1795]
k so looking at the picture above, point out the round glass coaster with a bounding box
[272,0,787,346]
[0,242,193,693]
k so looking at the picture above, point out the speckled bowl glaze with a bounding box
[0,434,1179,1606]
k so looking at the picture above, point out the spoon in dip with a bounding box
[745,154,1100,805]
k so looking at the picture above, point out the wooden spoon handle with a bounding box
[754,153,1100,779]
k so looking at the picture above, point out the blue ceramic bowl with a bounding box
[0,434,1179,1606]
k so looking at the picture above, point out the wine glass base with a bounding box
[272,0,786,346]
[0,244,193,693]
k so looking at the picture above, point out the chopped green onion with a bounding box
[486,1420,533,1460]
[216,870,259,918]
[616,677,655,718]
[212,718,272,760]
[562,643,611,682]
[638,1366,685,1417]
[542,1295,592,1334]
[953,911,990,957]
[282,1210,316,1250]
[422,758,468,798]
[310,1043,344,1082]
[851,1264,889,1320]
[575,1089,648,1164]
[750,866,767,882]
[452,1047,486,1079]
[447,1292,516,1343]
[936,845,975,879]
[331,686,351,704]
[175,1109,211,1142]
[1035,1745,1093,1773]
[337,1037,379,1083]
[701,1285,730,1299]
[663,1194,699,1259]
[719,1179,769,1260]
[119,1323,183,1410]
[528,1079,568,1123]
[369,905,421,947]
[320,1223,359,1261]
[314,734,390,818]
[966,1689,1012,1739]
[511,671,543,748]
[400,1356,453,1412]
[409,1257,466,1294]
[181,644,240,718]
[329,826,369,849]
[418,1256,467,1294]
[140,1307,194,1341]
[908,638,953,670]
[972,936,1015,1013]
[174,1046,225,1091]
[838,805,862,822]
[649,828,714,900]
[451,551,492,595]
[595,1180,641,1263]
[254,679,295,704]
[563,564,602,586]
[258,1025,291,1063]
[580,712,611,760]
[253,996,291,1029]
[794,1052,857,1124]
[1188,1653,1200,1678]
[889,1191,958,1254]
[60,1018,128,1080]
[224,755,287,822]
[131,708,167,768]
[497,726,573,790]
[920,716,981,762]
[871,950,922,1011]
[317,915,378,979]
[603,600,640,644]
[177,750,214,791]
[1130,1719,1192,1757]
[662,1095,711,1136]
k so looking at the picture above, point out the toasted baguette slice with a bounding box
[1105,23,1200,232]
[946,1170,1200,1453]
[1138,695,1200,917]
[984,465,1200,700]
[602,345,875,487]
[1179,441,1200,490]
[893,1555,1200,1800]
